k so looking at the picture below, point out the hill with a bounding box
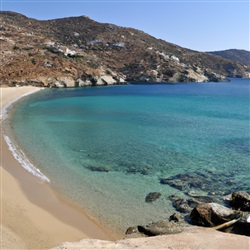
[0,11,249,87]
[207,49,250,66]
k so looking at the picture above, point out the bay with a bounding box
[5,78,250,232]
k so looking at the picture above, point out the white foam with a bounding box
[1,87,50,183]
[3,134,50,183]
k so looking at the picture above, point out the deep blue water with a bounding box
[5,78,250,232]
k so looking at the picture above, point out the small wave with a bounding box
[3,134,51,183]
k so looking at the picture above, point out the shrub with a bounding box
[30,58,36,65]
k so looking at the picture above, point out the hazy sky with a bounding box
[1,0,249,52]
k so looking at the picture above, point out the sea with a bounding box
[3,78,250,233]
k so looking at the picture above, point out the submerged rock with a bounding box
[169,195,182,202]
[159,170,247,199]
[86,166,110,172]
[230,191,250,211]
[160,178,187,191]
[145,192,161,203]
[173,198,192,213]
[190,203,243,227]
[138,220,182,236]
[169,213,183,222]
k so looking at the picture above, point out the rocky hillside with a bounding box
[207,49,250,66]
[0,11,249,87]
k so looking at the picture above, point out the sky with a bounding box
[0,0,249,52]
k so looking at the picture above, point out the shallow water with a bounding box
[4,78,250,233]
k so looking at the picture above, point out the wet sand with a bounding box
[0,87,115,249]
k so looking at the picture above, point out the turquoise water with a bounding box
[4,78,250,233]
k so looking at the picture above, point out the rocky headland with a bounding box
[0,11,249,88]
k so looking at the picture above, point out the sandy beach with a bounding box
[0,86,249,250]
[0,87,114,249]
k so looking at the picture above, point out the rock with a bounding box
[189,179,203,189]
[101,75,116,85]
[189,195,217,204]
[169,213,183,222]
[86,166,110,172]
[160,173,206,191]
[160,178,187,191]
[169,195,181,202]
[138,220,182,236]
[173,198,192,213]
[57,76,76,87]
[145,192,161,203]
[94,76,104,86]
[159,171,246,198]
[230,191,250,211]
[190,203,243,227]
[232,213,250,236]
[76,79,92,86]
[125,227,139,235]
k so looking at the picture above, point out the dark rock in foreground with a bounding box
[230,191,250,211]
[145,192,161,203]
[232,213,250,236]
[138,220,183,236]
[190,203,243,227]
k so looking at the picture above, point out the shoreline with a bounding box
[1,86,249,250]
[0,86,117,249]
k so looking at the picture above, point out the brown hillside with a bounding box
[0,11,249,87]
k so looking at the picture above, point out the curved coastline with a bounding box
[0,86,115,249]
[1,86,249,250]
[1,87,50,183]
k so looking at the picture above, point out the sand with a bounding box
[54,226,250,250]
[0,87,114,250]
[0,86,249,250]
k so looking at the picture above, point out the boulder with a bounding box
[138,220,182,236]
[190,203,243,227]
[233,213,250,236]
[169,213,183,222]
[125,227,139,235]
[230,191,250,211]
[101,75,116,85]
[145,192,161,203]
